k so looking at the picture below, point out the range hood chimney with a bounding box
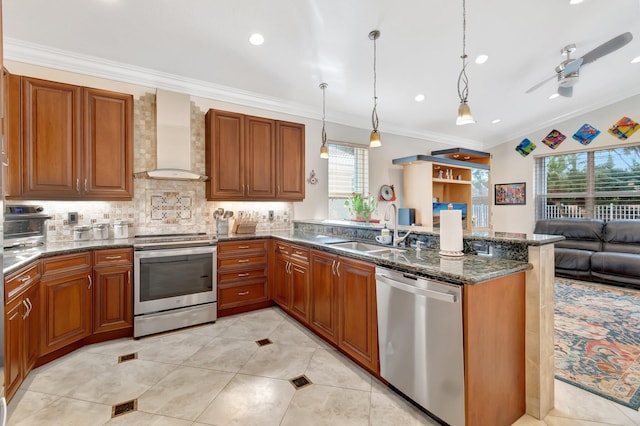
[144,89,208,181]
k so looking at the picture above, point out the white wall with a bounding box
[489,94,640,234]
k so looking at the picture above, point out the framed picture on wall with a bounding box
[495,182,526,205]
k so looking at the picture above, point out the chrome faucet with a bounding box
[384,203,412,247]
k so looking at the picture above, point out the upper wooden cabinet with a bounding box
[5,74,133,200]
[205,108,305,201]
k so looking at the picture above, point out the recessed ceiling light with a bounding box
[632,56,640,64]
[491,119,501,124]
[549,93,560,100]
[414,94,425,102]
[249,33,264,46]
[569,0,584,4]
[475,55,489,64]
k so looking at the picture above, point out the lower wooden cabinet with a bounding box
[4,261,41,402]
[308,250,339,344]
[92,248,133,334]
[271,242,309,323]
[217,240,269,316]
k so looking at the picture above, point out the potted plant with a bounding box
[344,192,377,223]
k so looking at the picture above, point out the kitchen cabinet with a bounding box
[5,75,133,200]
[40,252,93,355]
[336,257,378,372]
[271,241,310,323]
[4,261,41,402]
[307,250,378,373]
[275,121,305,200]
[217,239,270,316]
[308,250,339,344]
[205,109,305,201]
[92,248,133,334]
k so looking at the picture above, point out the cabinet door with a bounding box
[41,271,92,355]
[289,259,309,323]
[309,250,339,343]
[93,265,132,334]
[276,121,305,200]
[337,257,378,371]
[206,109,245,200]
[23,282,41,373]
[273,253,290,310]
[21,77,82,198]
[83,88,133,199]
[4,71,22,198]
[4,296,24,401]
[245,116,276,199]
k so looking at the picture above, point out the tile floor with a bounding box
[6,307,640,426]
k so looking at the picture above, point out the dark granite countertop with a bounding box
[4,231,532,285]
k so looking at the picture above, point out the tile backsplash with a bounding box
[9,92,293,242]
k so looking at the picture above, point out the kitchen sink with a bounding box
[328,241,406,255]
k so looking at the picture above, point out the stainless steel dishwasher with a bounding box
[375,267,465,426]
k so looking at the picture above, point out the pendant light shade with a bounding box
[369,30,382,147]
[319,83,329,159]
[456,0,476,125]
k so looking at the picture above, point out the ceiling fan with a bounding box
[526,32,633,98]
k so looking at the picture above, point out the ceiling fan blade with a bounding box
[580,32,633,65]
[558,86,573,98]
[526,74,557,94]
[562,57,583,75]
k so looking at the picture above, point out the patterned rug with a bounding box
[555,278,640,409]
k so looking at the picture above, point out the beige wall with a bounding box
[489,94,640,234]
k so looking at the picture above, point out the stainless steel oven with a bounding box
[133,234,217,338]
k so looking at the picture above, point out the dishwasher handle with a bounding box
[376,273,458,303]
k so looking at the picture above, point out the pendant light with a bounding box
[319,83,329,159]
[369,30,382,147]
[456,0,476,125]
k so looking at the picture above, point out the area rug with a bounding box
[555,278,640,409]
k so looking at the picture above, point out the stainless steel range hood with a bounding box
[142,89,208,181]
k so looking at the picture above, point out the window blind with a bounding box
[328,143,369,198]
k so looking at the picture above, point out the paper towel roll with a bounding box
[440,209,463,254]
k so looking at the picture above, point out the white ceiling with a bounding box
[4,0,640,149]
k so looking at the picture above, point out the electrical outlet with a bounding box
[68,212,78,225]
[268,210,274,221]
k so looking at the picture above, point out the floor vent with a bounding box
[255,338,272,347]
[112,399,137,418]
[289,375,312,390]
[118,352,138,363]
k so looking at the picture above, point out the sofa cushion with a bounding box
[591,251,640,278]
[602,220,640,254]
[534,219,604,252]
[555,248,593,271]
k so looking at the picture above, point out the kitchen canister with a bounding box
[92,223,109,240]
[114,220,129,239]
[73,225,91,241]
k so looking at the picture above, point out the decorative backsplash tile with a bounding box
[11,93,293,242]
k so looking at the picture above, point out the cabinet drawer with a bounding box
[218,240,267,254]
[42,252,92,278]
[218,255,267,269]
[219,268,266,283]
[273,242,290,255]
[5,262,40,302]
[94,248,133,267]
[218,280,268,308]
[290,245,309,262]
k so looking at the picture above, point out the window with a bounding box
[327,142,370,219]
[535,145,640,220]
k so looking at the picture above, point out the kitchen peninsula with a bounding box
[4,220,560,425]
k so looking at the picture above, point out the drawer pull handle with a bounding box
[238,291,250,296]
[84,178,88,192]
[238,245,250,249]
[88,274,93,289]
[238,273,250,277]
[105,255,122,260]
[20,275,32,282]
[22,300,29,319]
[238,259,250,263]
